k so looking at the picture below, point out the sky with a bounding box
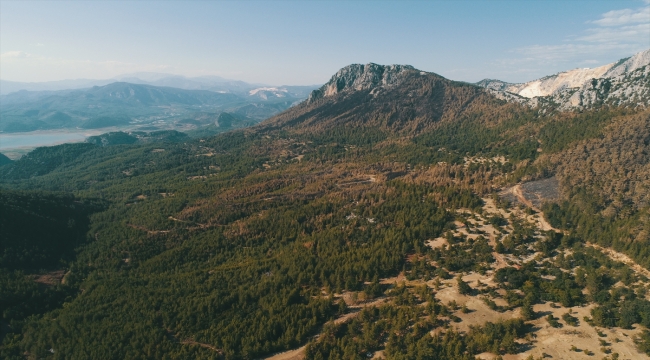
[1,0,649,85]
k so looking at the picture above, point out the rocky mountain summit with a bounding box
[307,63,417,102]
[478,49,650,110]
[304,49,649,114]
[536,64,650,110]
[604,49,650,78]
[265,62,508,135]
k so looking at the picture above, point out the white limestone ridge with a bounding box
[543,64,650,110]
[510,64,613,98]
[249,87,288,96]
[308,63,416,102]
[478,49,650,98]
[603,49,650,78]
[248,87,289,100]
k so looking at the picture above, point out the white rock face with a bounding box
[478,49,650,99]
[510,64,612,98]
[550,65,650,111]
[248,87,291,100]
[477,49,650,110]
[248,87,288,96]
[604,49,650,78]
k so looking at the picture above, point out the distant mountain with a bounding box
[0,78,115,95]
[113,73,259,94]
[0,82,243,132]
[184,112,257,138]
[477,49,650,110]
[0,81,315,133]
[0,73,249,95]
[112,75,318,101]
[474,78,512,92]
[83,82,240,106]
[248,86,316,101]
[1,72,320,98]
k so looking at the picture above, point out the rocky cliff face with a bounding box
[477,49,650,110]
[509,64,613,98]
[307,63,416,103]
[262,62,521,135]
[540,64,650,110]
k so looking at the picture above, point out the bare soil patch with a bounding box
[500,177,560,209]
[33,270,66,286]
[509,302,647,360]
[265,346,306,360]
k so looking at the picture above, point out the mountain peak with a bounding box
[308,63,417,102]
[476,48,650,100]
[604,48,650,78]
[475,78,514,92]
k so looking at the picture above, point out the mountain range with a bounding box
[2,50,647,136]
[0,49,649,360]
[477,49,650,110]
[260,49,649,137]
[0,80,318,133]
[0,72,317,97]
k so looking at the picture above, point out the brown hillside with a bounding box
[258,66,526,135]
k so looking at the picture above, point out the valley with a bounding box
[0,50,649,360]
[0,79,317,141]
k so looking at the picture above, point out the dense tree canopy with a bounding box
[0,81,648,359]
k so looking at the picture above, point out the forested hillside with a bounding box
[0,63,649,359]
[0,190,103,354]
[541,110,650,268]
[262,68,524,135]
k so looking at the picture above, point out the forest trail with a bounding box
[127,223,170,235]
[511,184,534,209]
[263,296,386,360]
[501,184,560,232]
[489,232,509,270]
[336,175,376,187]
[180,339,222,353]
[503,183,647,278]
[587,242,650,280]
[165,330,223,356]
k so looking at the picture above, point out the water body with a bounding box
[0,131,91,150]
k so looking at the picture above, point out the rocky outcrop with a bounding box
[308,63,416,103]
[475,79,514,92]
[544,64,650,110]
[477,49,650,110]
[509,64,613,98]
[603,49,650,78]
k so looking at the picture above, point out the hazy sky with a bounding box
[1,0,649,85]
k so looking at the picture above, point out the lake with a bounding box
[0,131,92,150]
